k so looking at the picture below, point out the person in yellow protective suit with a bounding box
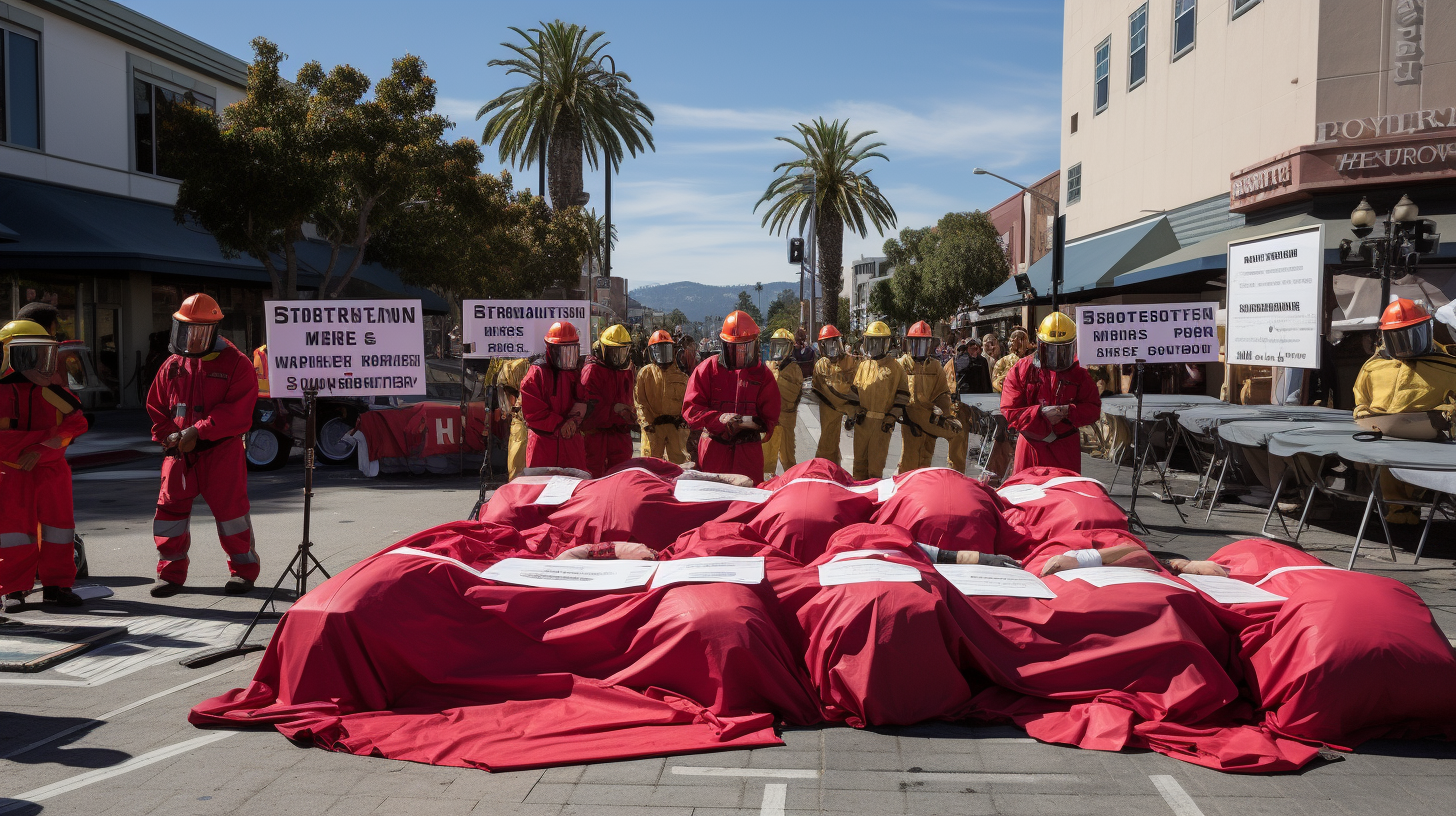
[761,329,804,478]
[840,321,909,480]
[635,330,690,463]
[943,344,973,473]
[811,324,856,466]
[897,321,962,473]
[992,329,1031,393]
[251,344,269,397]
[1354,298,1456,524]
[495,356,532,480]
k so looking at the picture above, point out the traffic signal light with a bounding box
[788,237,805,264]
[1409,219,1441,255]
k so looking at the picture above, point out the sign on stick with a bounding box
[1075,303,1220,365]
[461,300,590,359]
[265,299,426,397]
[1226,225,1325,369]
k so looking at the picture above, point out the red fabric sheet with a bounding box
[354,402,486,461]
[871,468,1035,557]
[998,466,1128,540]
[713,478,877,563]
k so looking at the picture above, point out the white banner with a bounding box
[1226,225,1325,370]
[1075,302,1220,365]
[265,300,425,398]
[462,299,590,359]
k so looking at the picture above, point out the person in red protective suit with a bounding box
[682,311,780,483]
[0,321,87,610]
[579,324,637,477]
[146,294,260,597]
[870,467,1034,561]
[1000,313,1100,475]
[521,322,589,471]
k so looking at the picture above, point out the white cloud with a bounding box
[435,96,487,125]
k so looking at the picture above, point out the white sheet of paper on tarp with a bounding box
[649,556,765,589]
[533,475,584,505]
[1178,574,1286,604]
[672,479,773,504]
[997,476,1106,506]
[935,564,1057,599]
[1254,565,1343,586]
[828,549,905,562]
[482,558,657,590]
[818,560,922,586]
[1053,567,1195,591]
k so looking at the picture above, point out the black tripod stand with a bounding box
[181,390,331,668]
[1122,359,1186,534]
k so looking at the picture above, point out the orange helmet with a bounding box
[1380,298,1430,330]
[719,310,760,343]
[173,293,223,324]
[544,321,580,345]
[649,329,673,345]
[817,324,841,341]
[907,321,933,338]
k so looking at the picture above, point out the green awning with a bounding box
[980,216,1181,307]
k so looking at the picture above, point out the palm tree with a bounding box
[755,118,896,328]
[477,21,654,211]
[582,208,618,276]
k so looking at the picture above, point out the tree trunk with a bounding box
[816,205,844,328]
[548,111,585,211]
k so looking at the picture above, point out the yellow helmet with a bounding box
[865,321,892,337]
[600,324,631,347]
[1037,312,1076,344]
[771,328,794,340]
[1,320,59,380]
[0,319,50,345]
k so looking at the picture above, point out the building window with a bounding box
[1070,112,1078,134]
[133,76,215,178]
[1,27,41,149]
[1067,164,1082,205]
[1093,38,1111,114]
[1173,0,1197,59]
[1231,0,1260,19]
[1129,4,1148,89]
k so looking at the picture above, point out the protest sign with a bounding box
[265,300,425,398]
[1075,302,1220,365]
[1226,225,1325,369]
[462,299,590,359]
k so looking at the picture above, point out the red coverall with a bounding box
[682,355,780,484]
[146,339,260,584]
[0,378,87,593]
[999,356,1101,475]
[579,360,635,478]
[520,361,587,471]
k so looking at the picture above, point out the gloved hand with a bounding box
[844,416,855,432]
[178,426,200,453]
[945,419,963,435]
[558,418,578,439]
[16,449,42,472]
[613,403,635,423]
[978,553,1021,569]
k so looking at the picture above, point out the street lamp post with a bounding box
[799,174,818,344]
[973,168,1064,313]
[1343,194,1437,311]
[600,56,619,281]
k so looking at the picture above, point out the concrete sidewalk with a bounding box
[66,409,159,470]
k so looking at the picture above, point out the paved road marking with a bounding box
[760,782,787,816]
[2,664,242,759]
[903,772,1080,784]
[1151,774,1206,816]
[0,732,235,813]
[671,766,820,779]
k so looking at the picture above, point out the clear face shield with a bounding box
[723,340,759,370]
[603,344,631,369]
[769,338,793,362]
[863,335,889,359]
[907,336,932,360]
[1383,319,1433,360]
[4,337,59,384]
[648,342,675,366]
[821,337,844,360]
[169,319,219,358]
[548,343,581,371]
[1038,339,1076,372]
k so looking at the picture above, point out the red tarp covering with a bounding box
[354,402,487,461]
[998,466,1129,540]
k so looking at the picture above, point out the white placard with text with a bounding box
[462,299,590,359]
[818,560,923,586]
[649,557,766,590]
[934,564,1058,599]
[1226,225,1325,370]
[482,558,657,590]
[265,300,425,397]
[1075,303,1220,365]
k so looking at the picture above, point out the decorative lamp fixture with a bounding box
[1350,197,1377,229]
[1392,194,1420,223]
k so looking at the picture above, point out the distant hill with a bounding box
[630,280,800,322]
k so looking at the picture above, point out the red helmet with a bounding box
[544,321,580,345]
[907,320,933,338]
[173,293,223,324]
[818,324,842,341]
[649,329,673,345]
[1380,298,1430,330]
[719,310,760,343]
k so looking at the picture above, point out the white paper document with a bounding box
[1179,574,1287,604]
[1254,565,1343,586]
[482,558,657,590]
[829,549,906,562]
[818,560,923,586]
[997,476,1106,506]
[1052,567,1195,591]
[533,475,584,505]
[934,565,1057,599]
[649,556,765,589]
[673,479,774,504]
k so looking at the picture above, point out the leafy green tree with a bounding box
[764,288,800,336]
[478,21,654,211]
[755,118,896,328]
[835,296,851,336]
[582,208,618,275]
[734,290,763,324]
[877,211,1007,324]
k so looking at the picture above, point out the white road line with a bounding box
[977,737,1037,743]
[760,782,787,816]
[1151,774,1206,816]
[2,664,243,759]
[671,766,820,779]
[0,732,235,813]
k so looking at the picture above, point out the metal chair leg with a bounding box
[1348,486,1378,570]
[1371,474,1399,563]
[1413,492,1445,565]
[1204,455,1230,523]
[1293,485,1318,542]
[1260,469,1290,538]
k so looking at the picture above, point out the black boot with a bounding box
[3,591,24,611]
[42,586,83,607]
[224,576,255,595]
[150,581,184,598]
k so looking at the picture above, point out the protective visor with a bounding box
[1038,339,1076,372]
[548,343,581,370]
[821,337,844,360]
[723,340,759,370]
[648,342,675,366]
[907,336,932,359]
[678,345,699,368]
[169,319,218,358]
[603,344,632,369]
[769,338,793,361]
[1383,319,1433,360]
[3,337,58,378]
[863,336,889,359]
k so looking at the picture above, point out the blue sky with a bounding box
[130,0,1064,288]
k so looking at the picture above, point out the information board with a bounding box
[265,300,426,398]
[1075,302,1220,365]
[462,299,590,359]
[1226,225,1325,370]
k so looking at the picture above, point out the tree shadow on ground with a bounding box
[0,712,131,769]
